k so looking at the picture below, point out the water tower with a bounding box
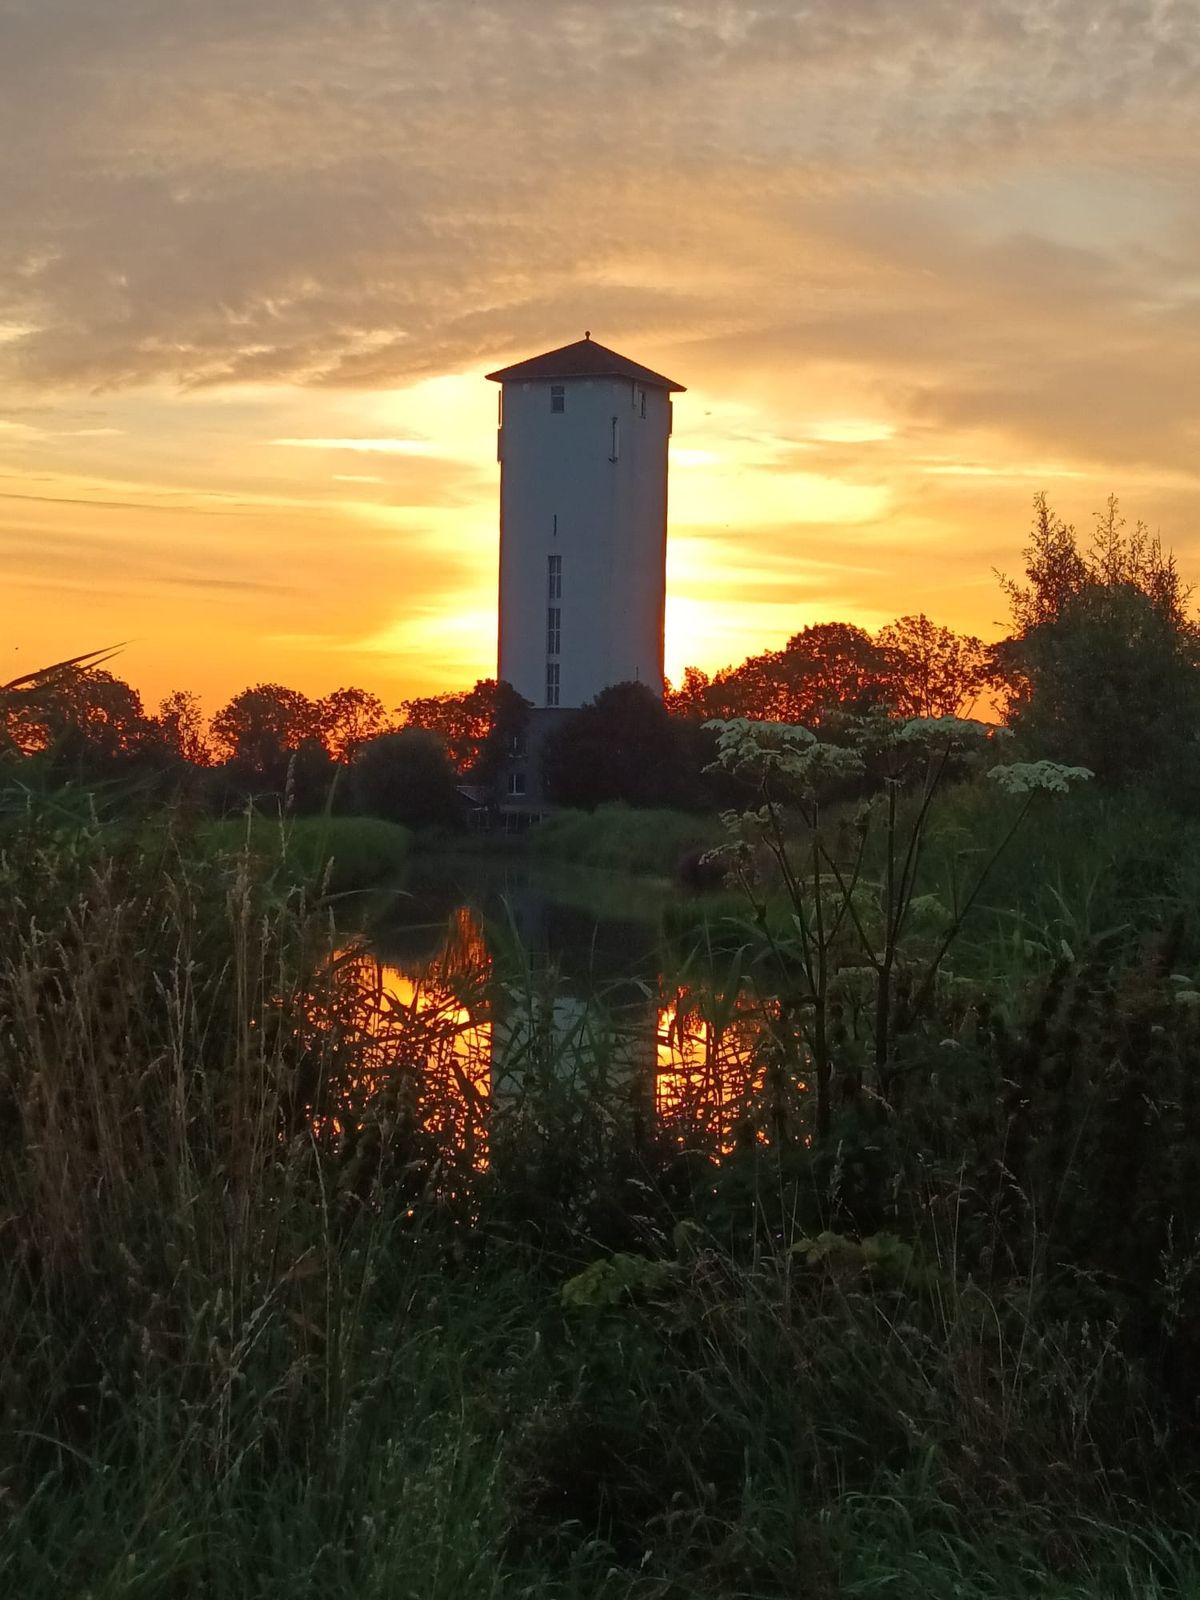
[486,335,685,745]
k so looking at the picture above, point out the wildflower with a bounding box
[704,718,864,793]
[704,717,815,775]
[897,716,1007,746]
[986,760,1094,795]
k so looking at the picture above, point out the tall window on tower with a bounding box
[547,553,562,599]
[547,607,561,656]
[550,384,565,413]
[545,662,560,707]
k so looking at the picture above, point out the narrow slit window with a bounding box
[545,662,560,707]
[547,607,561,656]
[548,554,562,599]
[550,384,565,414]
[609,416,619,460]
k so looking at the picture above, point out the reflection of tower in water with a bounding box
[350,902,777,1163]
[490,984,658,1129]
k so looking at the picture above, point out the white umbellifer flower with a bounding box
[705,718,865,793]
[897,716,1007,745]
[986,761,1095,795]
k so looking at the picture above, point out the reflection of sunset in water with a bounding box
[334,907,492,1171]
[655,988,780,1150]
[329,907,810,1167]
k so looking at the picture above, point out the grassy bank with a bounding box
[528,801,722,876]
[202,812,411,895]
[4,792,1200,1595]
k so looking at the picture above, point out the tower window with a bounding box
[546,662,560,707]
[547,607,561,656]
[609,416,619,461]
[635,385,646,418]
[550,384,565,413]
[507,770,526,797]
[548,554,562,599]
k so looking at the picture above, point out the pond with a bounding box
[349,852,787,1161]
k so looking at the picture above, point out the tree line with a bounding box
[4,495,1197,821]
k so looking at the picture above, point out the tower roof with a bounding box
[485,336,685,392]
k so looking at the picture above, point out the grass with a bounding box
[4,784,1200,1595]
[529,800,722,876]
[202,811,411,895]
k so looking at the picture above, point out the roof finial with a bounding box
[584,329,591,340]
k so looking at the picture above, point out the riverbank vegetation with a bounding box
[529,801,721,876]
[201,813,411,895]
[4,775,1200,1595]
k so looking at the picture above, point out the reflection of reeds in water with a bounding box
[335,906,807,1169]
[329,907,493,1179]
[655,987,792,1151]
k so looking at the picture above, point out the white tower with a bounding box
[487,335,685,713]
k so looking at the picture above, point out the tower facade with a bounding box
[487,336,684,714]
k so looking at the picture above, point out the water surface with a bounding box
[356,854,775,1154]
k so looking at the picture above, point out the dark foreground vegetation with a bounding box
[5,496,1200,1594]
[6,773,1200,1595]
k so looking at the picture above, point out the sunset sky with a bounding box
[3,0,1199,713]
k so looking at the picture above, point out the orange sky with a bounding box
[4,2,1200,715]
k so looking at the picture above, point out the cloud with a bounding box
[273,436,441,455]
[4,0,1200,705]
[2,0,1198,405]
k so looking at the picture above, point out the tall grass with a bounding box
[3,791,1199,1595]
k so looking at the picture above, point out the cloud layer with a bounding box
[2,0,1199,704]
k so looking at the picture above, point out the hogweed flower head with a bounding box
[704,717,864,793]
[987,760,1094,795]
[898,716,1008,747]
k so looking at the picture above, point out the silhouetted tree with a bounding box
[670,624,890,725]
[350,729,462,829]
[996,494,1200,787]
[664,665,716,719]
[320,686,390,763]
[5,666,155,775]
[211,684,324,776]
[876,613,991,719]
[397,678,526,776]
[542,682,700,810]
[154,690,212,766]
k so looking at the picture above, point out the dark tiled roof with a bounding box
[485,336,685,392]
